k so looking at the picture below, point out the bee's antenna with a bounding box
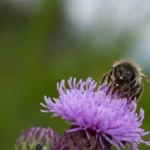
[140,72,150,83]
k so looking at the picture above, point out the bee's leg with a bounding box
[107,70,112,85]
[106,85,112,95]
[127,79,136,97]
[111,86,120,95]
[121,90,130,101]
[130,79,136,88]
[121,83,140,102]
[120,84,137,103]
[122,88,129,94]
[121,81,137,98]
[131,85,143,101]
[101,70,112,89]
[101,73,108,85]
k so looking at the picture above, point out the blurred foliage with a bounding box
[0,1,150,150]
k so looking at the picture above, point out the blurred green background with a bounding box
[0,0,150,149]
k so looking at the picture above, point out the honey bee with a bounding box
[101,59,150,102]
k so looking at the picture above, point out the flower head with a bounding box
[15,127,61,150]
[41,77,150,150]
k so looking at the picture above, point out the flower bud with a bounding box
[15,127,61,150]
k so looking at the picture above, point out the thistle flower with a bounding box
[15,127,61,150]
[41,77,150,150]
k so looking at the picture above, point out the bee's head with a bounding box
[114,63,136,84]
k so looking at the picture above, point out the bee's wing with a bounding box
[140,73,150,83]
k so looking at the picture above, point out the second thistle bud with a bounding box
[15,127,61,150]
